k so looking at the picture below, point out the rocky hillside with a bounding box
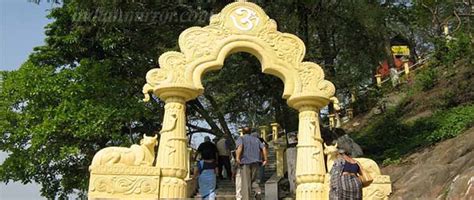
[382,126,474,199]
[340,55,473,199]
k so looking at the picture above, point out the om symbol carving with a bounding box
[230,7,259,31]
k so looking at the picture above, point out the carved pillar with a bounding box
[375,74,382,87]
[328,114,335,130]
[403,61,410,78]
[155,97,188,198]
[295,106,326,199]
[335,113,341,128]
[259,125,268,142]
[275,145,287,177]
[271,123,279,142]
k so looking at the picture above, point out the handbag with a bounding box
[357,162,373,187]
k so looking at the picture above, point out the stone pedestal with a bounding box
[275,142,287,177]
[88,166,160,200]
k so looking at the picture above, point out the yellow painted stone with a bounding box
[142,1,335,198]
[88,166,161,200]
[404,61,410,78]
[88,135,160,199]
[142,2,335,106]
[330,97,341,111]
[375,74,382,87]
[328,114,336,130]
[270,123,280,141]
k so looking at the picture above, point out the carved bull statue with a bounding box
[90,134,158,169]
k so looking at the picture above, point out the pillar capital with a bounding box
[270,123,280,141]
[259,126,269,142]
[287,95,330,110]
[156,87,200,102]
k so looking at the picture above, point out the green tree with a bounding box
[1,1,194,198]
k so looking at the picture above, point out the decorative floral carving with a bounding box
[90,176,159,194]
[143,1,334,103]
[90,166,160,176]
[159,52,186,82]
[256,21,305,65]
[180,28,218,59]
[209,13,223,26]
[318,80,336,98]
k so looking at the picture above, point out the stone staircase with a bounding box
[193,142,277,199]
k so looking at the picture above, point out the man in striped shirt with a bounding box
[236,127,268,199]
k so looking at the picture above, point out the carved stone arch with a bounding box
[142,1,338,199]
[143,1,335,109]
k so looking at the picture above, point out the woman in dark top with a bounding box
[329,148,363,200]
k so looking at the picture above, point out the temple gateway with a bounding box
[87,1,391,199]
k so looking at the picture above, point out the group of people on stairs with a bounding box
[194,127,268,200]
[193,126,368,200]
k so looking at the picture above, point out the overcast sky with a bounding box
[1,0,53,199]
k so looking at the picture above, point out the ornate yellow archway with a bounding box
[142,2,335,199]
